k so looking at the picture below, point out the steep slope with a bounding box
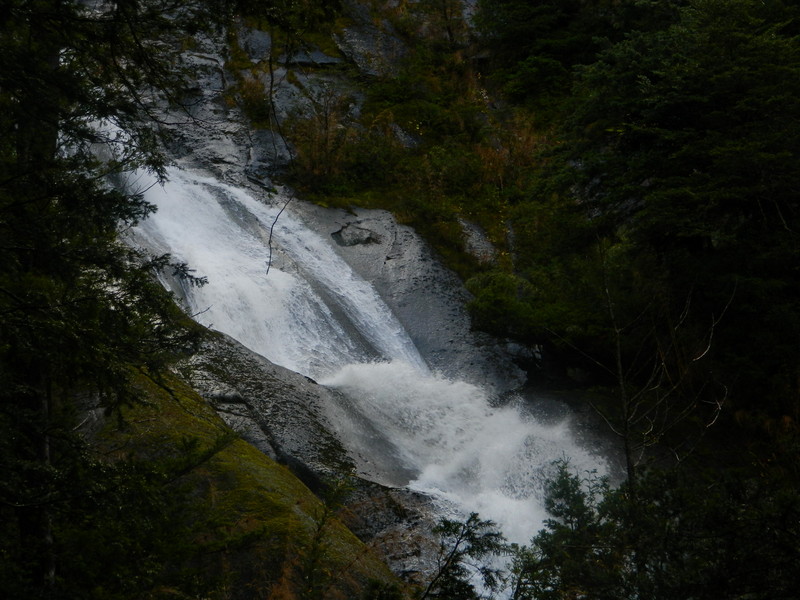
[90,366,405,599]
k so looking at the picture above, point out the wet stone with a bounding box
[332,223,382,246]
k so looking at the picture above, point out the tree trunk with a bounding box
[14,378,57,595]
[15,0,63,173]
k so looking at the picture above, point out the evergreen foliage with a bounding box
[475,0,617,105]
[421,513,507,600]
[530,0,800,431]
[1,0,228,596]
[510,463,800,600]
[1,1,408,595]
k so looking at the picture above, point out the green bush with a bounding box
[466,271,539,340]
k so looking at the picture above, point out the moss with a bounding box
[302,29,345,60]
[225,28,257,74]
[95,369,401,598]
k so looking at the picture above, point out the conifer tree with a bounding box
[0,0,230,595]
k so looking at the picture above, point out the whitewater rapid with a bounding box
[321,361,603,544]
[130,166,608,546]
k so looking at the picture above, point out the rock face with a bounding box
[343,484,441,587]
[459,217,499,265]
[332,222,383,246]
[288,203,525,394]
[165,32,251,181]
[246,128,293,184]
[237,26,271,62]
[333,0,409,76]
[281,49,344,67]
[181,332,355,485]
[180,332,441,582]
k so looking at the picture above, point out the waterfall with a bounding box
[129,168,427,378]
[320,361,603,545]
[130,166,608,546]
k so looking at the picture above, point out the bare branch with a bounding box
[693,281,736,361]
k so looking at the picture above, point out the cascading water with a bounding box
[129,165,608,547]
[129,168,427,378]
[320,361,604,545]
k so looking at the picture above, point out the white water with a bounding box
[130,166,608,546]
[129,168,427,378]
[321,362,603,544]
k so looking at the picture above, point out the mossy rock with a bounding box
[94,368,402,599]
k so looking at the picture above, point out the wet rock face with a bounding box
[290,203,526,395]
[182,333,444,585]
[332,222,383,246]
[182,333,356,479]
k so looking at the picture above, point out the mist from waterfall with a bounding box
[130,166,609,546]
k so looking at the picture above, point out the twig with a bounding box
[265,192,293,276]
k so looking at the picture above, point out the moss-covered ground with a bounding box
[93,369,403,599]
